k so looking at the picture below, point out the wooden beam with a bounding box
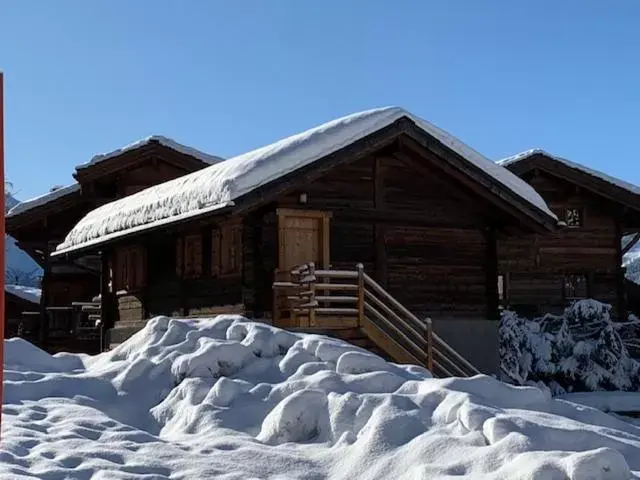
[485,226,499,320]
[617,218,626,318]
[622,232,640,256]
[373,157,388,287]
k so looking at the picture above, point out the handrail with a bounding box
[273,262,481,377]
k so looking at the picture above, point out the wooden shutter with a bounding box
[211,229,221,277]
[176,238,183,277]
[183,234,202,278]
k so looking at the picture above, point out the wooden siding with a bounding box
[498,171,621,316]
[265,154,496,319]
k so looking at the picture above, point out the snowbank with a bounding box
[5,284,41,305]
[55,107,556,254]
[3,316,640,479]
[560,392,640,414]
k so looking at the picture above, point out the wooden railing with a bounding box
[273,262,481,378]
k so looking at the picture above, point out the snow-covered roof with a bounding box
[75,135,224,170]
[55,107,556,255]
[7,183,81,218]
[5,284,41,305]
[498,148,640,197]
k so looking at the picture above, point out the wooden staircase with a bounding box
[273,263,481,378]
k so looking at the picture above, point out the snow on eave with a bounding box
[7,184,81,218]
[55,107,557,255]
[75,135,224,170]
[498,148,640,197]
[5,284,41,305]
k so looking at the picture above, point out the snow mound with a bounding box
[3,316,640,479]
[55,107,556,254]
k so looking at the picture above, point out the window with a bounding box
[212,222,242,276]
[115,246,146,291]
[176,234,203,279]
[565,208,583,228]
[563,274,588,300]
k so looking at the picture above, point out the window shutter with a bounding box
[232,224,242,273]
[138,247,146,287]
[176,238,183,277]
[192,235,203,277]
[184,237,194,278]
[211,229,221,276]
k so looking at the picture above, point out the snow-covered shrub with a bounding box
[500,300,640,393]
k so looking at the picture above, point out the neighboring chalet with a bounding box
[53,107,559,373]
[5,284,41,340]
[6,136,222,352]
[497,149,640,317]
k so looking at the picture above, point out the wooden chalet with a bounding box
[5,285,41,340]
[498,149,640,317]
[6,137,221,352]
[53,108,559,374]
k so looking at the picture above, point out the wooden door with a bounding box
[274,209,331,326]
[278,209,331,270]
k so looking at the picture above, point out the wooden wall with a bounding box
[498,171,621,316]
[266,154,496,319]
[106,150,512,335]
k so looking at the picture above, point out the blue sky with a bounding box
[2,1,639,200]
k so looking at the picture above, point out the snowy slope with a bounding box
[56,107,556,254]
[3,315,640,479]
[5,194,41,286]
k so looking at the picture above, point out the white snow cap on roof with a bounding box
[5,284,41,305]
[75,135,224,169]
[498,148,640,196]
[7,183,81,218]
[56,107,556,254]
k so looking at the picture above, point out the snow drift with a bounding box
[3,316,640,479]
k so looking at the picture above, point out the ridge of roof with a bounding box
[75,135,224,170]
[498,149,640,196]
[55,107,557,255]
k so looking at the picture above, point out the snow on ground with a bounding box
[3,316,640,479]
[5,284,41,305]
[560,392,640,414]
[55,107,556,255]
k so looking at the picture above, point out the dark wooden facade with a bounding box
[78,122,557,348]
[499,152,640,317]
[6,139,217,350]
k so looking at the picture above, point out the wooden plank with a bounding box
[361,316,423,366]
[485,226,499,320]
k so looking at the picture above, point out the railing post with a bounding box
[356,263,365,326]
[426,317,434,373]
[308,262,316,327]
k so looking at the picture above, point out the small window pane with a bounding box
[564,274,588,299]
[497,275,505,301]
[565,208,582,228]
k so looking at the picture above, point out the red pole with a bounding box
[0,71,6,440]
